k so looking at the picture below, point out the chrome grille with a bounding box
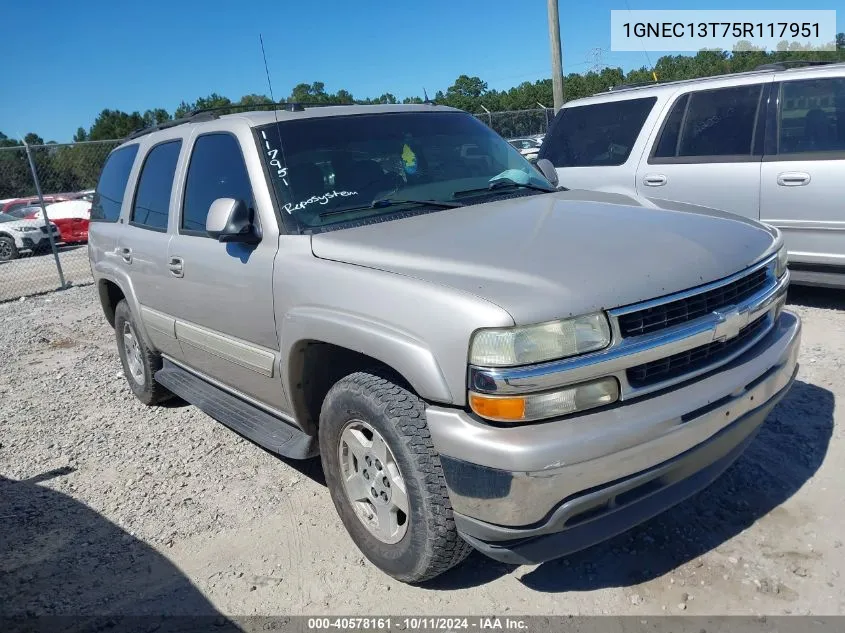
[618,267,769,338]
[626,314,769,388]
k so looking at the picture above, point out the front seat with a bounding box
[334,159,394,201]
[287,163,325,200]
[803,108,829,151]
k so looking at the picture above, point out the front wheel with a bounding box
[319,372,472,583]
[0,235,19,261]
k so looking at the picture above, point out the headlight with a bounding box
[469,377,620,422]
[775,245,788,278]
[13,226,39,232]
[469,313,611,367]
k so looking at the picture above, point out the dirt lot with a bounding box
[1,284,843,618]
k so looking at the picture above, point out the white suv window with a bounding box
[540,97,656,167]
[776,78,845,156]
[651,85,765,162]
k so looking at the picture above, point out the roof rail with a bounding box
[754,60,836,71]
[606,80,660,93]
[124,112,215,141]
[123,101,359,141]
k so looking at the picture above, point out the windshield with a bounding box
[256,111,553,231]
[0,212,20,223]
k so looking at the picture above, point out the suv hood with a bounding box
[310,190,779,325]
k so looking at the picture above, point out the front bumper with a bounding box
[426,310,801,564]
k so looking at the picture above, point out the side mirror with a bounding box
[206,198,261,245]
[535,158,559,188]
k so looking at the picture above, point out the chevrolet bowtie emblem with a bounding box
[712,307,750,342]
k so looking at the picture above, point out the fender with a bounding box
[91,259,157,351]
[281,306,453,405]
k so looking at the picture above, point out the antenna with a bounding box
[423,87,431,103]
[259,34,276,104]
[259,34,283,164]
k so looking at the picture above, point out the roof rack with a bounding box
[754,60,836,71]
[123,101,359,140]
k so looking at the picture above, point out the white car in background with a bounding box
[0,212,61,261]
[507,137,542,162]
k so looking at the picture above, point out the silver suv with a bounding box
[88,103,800,583]
[539,61,845,288]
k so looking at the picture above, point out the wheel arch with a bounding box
[97,278,126,328]
[282,307,454,436]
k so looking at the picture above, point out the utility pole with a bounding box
[547,0,564,111]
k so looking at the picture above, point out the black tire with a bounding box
[0,235,19,262]
[114,299,171,405]
[319,371,472,583]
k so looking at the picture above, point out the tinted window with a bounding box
[655,85,763,159]
[90,145,138,222]
[182,134,253,233]
[652,94,689,158]
[130,141,181,230]
[777,78,845,155]
[539,97,656,167]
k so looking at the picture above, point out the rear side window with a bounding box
[775,78,845,157]
[130,141,181,231]
[181,134,253,234]
[91,144,139,222]
[652,84,764,162]
[540,97,656,167]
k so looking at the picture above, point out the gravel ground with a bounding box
[1,284,843,618]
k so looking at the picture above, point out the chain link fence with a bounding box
[0,140,120,302]
[474,107,553,139]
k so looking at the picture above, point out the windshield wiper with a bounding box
[318,198,462,219]
[453,178,556,198]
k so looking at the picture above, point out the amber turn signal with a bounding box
[468,393,526,421]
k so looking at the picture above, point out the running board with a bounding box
[154,360,317,459]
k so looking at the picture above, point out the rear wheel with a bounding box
[0,235,18,262]
[114,300,171,405]
[319,372,471,583]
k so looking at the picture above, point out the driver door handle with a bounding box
[168,256,184,278]
[776,172,811,187]
[643,174,667,187]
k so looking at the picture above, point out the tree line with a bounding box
[1,40,843,199]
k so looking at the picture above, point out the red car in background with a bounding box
[11,199,92,244]
[1,195,70,215]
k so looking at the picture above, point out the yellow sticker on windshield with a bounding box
[402,144,418,175]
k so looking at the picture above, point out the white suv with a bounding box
[0,212,61,261]
[539,61,845,288]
